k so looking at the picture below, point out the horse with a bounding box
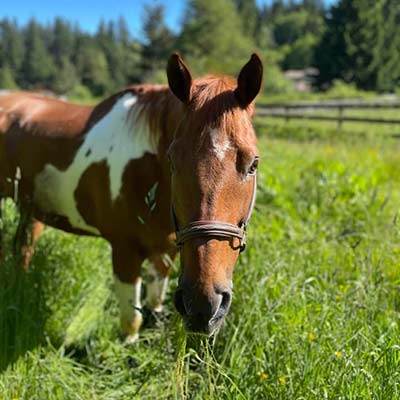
[0,53,262,342]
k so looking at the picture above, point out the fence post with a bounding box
[338,106,343,131]
[285,106,289,123]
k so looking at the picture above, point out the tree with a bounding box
[0,18,24,83]
[376,0,400,91]
[234,0,259,38]
[116,16,142,84]
[274,10,323,47]
[52,56,79,94]
[51,18,75,66]
[21,19,56,88]
[76,43,110,95]
[314,0,399,91]
[178,0,254,75]
[270,0,285,18]
[301,0,324,12]
[122,40,142,84]
[0,64,19,89]
[141,3,175,81]
[282,33,318,69]
[253,5,276,50]
[116,16,130,47]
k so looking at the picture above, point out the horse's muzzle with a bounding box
[174,282,232,335]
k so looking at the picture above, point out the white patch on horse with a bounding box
[114,274,142,344]
[146,261,169,312]
[34,93,156,234]
[209,128,231,161]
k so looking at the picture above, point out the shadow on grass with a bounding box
[0,253,50,372]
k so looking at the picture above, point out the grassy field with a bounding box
[1,119,400,399]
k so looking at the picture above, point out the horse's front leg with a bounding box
[111,241,145,344]
[0,196,4,261]
[21,219,44,269]
[13,210,44,270]
[146,252,176,312]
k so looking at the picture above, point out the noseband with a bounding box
[171,173,257,253]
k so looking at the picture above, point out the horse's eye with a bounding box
[248,157,259,175]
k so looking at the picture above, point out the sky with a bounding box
[1,0,336,39]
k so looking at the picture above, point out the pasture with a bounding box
[1,119,400,399]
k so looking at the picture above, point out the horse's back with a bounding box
[0,92,93,198]
[0,92,93,137]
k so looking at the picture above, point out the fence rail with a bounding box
[257,99,400,129]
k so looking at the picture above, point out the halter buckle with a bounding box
[239,225,247,253]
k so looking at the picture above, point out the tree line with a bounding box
[0,0,399,97]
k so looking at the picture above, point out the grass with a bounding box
[1,120,400,399]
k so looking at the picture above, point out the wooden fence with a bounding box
[257,99,400,130]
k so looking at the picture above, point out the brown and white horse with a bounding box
[0,53,262,342]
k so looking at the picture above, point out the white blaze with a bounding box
[209,128,231,161]
[34,93,156,234]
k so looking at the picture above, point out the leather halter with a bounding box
[171,173,257,253]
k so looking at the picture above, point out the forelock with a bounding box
[189,76,254,136]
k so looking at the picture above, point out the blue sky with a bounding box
[1,0,336,39]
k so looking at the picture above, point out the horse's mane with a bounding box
[120,75,253,151]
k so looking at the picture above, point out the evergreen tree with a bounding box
[283,33,318,69]
[178,0,254,75]
[376,0,400,91]
[274,9,323,47]
[314,0,394,91]
[0,64,19,89]
[0,18,24,82]
[52,56,79,93]
[270,0,285,18]
[0,16,144,94]
[141,3,175,81]
[123,40,143,84]
[96,20,129,90]
[21,19,56,88]
[233,0,259,38]
[116,16,142,84]
[51,18,75,66]
[303,0,324,12]
[76,43,110,95]
[254,5,276,50]
[116,16,130,47]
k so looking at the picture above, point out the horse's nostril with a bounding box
[220,291,231,312]
[207,289,231,327]
[176,284,233,334]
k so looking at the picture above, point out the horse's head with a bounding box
[167,53,262,335]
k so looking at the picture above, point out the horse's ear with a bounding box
[235,54,263,108]
[167,53,193,104]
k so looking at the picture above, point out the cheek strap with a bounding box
[171,173,257,253]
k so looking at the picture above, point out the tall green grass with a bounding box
[1,125,400,399]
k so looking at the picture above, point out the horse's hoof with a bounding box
[152,304,163,313]
[124,333,139,345]
[126,355,138,368]
[141,306,169,328]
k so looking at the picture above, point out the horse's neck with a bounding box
[134,86,183,156]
